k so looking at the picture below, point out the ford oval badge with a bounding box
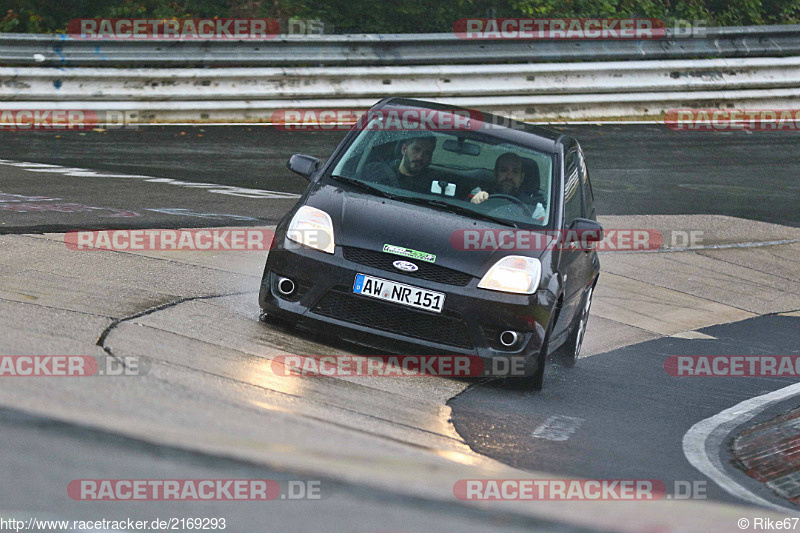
[393,260,419,272]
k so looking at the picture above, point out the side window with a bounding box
[577,149,595,219]
[564,151,582,227]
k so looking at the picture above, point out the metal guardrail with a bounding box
[3,57,799,101]
[2,25,800,120]
[1,25,800,67]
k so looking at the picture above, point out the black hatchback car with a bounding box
[259,98,601,389]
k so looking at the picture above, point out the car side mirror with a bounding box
[568,218,604,242]
[287,154,320,181]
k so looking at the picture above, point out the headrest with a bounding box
[518,157,541,194]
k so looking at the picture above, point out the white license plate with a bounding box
[353,274,445,313]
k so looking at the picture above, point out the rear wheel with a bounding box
[559,285,594,367]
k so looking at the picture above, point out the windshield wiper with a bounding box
[329,174,397,199]
[398,197,520,228]
[330,176,521,228]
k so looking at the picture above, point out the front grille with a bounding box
[312,288,473,349]
[342,247,473,286]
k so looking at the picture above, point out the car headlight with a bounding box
[286,206,335,254]
[478,256,542,294]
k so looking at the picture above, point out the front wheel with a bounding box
[559,285,594,367]
[506,319,554,391]
[259,310,296,329]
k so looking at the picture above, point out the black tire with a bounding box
[506,318,554,391]
[259,310,295,328]
[558,285,594,368]
[529,348,547,390]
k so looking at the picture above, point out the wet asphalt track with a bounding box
[449,314,800,511]
[0,124,798,231]
[0,410,583,533]
[1,125,799,529]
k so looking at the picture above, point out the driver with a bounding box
[469,152,546,221]
[364,134,439,194]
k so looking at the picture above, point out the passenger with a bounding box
[363,134,438,194]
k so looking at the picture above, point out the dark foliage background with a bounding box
[2,0,798,33]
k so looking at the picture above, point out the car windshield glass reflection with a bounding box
[331,124,555,228]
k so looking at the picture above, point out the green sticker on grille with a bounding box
[382,244,436,263]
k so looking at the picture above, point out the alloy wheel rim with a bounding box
[574,288,593,358]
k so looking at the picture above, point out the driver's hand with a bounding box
[471,191,489,204]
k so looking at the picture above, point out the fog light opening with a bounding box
[277,277,296,296]
[499,330,519,348]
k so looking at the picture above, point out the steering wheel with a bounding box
[484,194,534,218]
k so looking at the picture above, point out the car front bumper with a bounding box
[259,239,556,374]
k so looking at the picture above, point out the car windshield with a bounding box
[330,120,555,228]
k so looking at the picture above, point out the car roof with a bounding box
[376,97,563,154]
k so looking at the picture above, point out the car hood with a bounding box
[303,181,552,279]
